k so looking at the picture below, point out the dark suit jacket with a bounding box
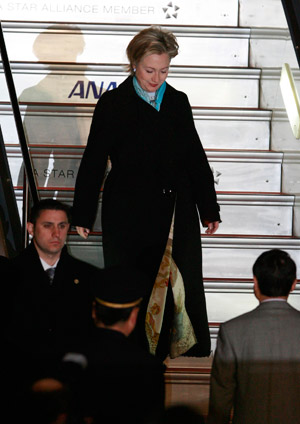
[77,327,166,424]
[208,301,300,424]
[6,242,97,362]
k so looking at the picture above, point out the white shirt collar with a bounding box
[40,257,59,271]
[261,298,287,303]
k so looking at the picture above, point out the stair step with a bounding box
[3,22,250,67]
[5,23,295,72]
[272,109,300,151]
[215,193,294,236]
[164,356,212,416]
[250,28,298,68]
[260,68,300,110]
[239,0,289,28]
[194,108,271,150]
[37,232,299,280]
[0,63,261,108]
[205,278,300,319]
[281,153,300,196]
[12,183,294,236]
[1,103,271,151]
[202,236,300,279]
[209,150,283,192]
[6,146,283,193]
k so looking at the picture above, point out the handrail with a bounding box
[0,20,39,206]
[0,125,22,255]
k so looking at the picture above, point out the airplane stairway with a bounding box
[1,0,300,418]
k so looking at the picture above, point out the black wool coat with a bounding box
[72,76,220,356]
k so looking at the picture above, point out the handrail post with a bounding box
[22,168,30,248]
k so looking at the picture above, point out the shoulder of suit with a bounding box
[220,306,260,330]
[10,241,39,265]
[221,301,300,332]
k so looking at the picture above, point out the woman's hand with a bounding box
[205,221,219,235]
[76,226,90,239]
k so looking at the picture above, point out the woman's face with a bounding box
[134,52,170,92]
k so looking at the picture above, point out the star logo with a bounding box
[210,166,222,185]
[162,2,180,19]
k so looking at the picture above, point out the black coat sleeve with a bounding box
[179,92,220,225]
[72,92,115,229]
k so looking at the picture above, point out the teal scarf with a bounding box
[133,76,166,111]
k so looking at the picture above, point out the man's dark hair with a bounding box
[29,199,71,224]
[94,302,135,326]
[253,249,297,297]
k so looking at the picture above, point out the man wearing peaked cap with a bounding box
[93,265,148,305]
[73,265,166,424]
[5,199,98,369]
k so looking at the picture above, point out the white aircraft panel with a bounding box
[0,0,238,25]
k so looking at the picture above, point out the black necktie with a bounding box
[46,268,55,285]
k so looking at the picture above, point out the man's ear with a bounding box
[92,301,96,320]
[27,222,34,237]
[253,276,261,300]
[127,307,139,335]
[290,279,297,293]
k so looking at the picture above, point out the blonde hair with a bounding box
[126,26,179,75]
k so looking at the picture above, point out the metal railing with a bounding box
[0,126,22,255]
[0,20,39,249]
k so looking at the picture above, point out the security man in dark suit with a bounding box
[5,198,98,370]
[70,266,166,424]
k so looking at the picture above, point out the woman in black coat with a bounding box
[72,26,220,360]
